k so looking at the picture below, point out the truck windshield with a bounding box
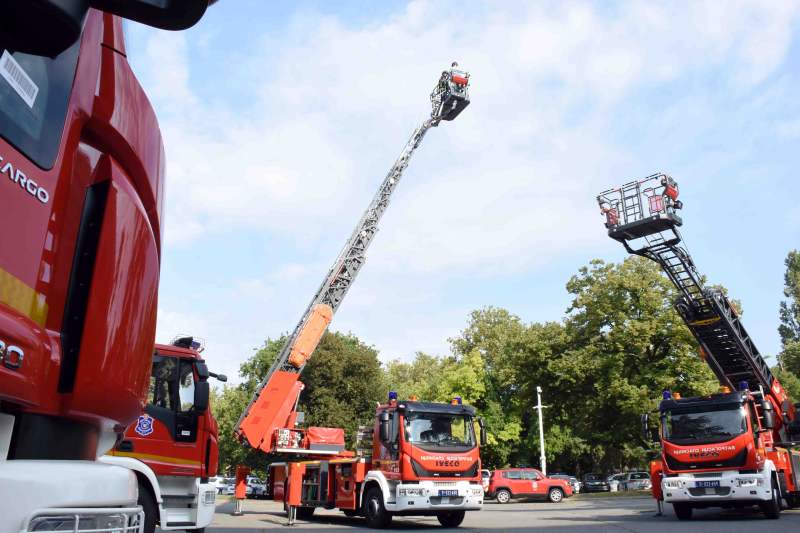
[0,39,81,169]
[404,413,476,448]
[661,405,747,445]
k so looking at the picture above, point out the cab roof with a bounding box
[659,390,746,412]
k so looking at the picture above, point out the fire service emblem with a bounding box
[135,414,154,436]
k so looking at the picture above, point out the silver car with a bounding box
[620,472,651,491]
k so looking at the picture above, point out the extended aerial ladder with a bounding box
[597,173,800,441]
[235,63,471,454]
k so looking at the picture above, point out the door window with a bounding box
[178,360,195,412]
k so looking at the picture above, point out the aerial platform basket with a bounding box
[430,65,470,122]
[597,173,684,251]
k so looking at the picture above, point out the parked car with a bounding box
[209,476,226,494]
[224,482,252,497]
[582,473,611,492]
[247,478,268,499]
[607,473,626,492]
[481,469,491,492]
[487,468,573,504]
[619,471,651,491]
[549,473,581,494]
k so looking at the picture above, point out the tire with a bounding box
[296,506,316,520]
[548,487,564,503]
[437,510,466,528]
[673,503,692,521]
[495,489,511,504]
[137,481,158,533]
[363,486,391,528]
[761,476,781,519]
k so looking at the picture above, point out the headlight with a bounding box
[735,478,763,487]
[399,487,427,497]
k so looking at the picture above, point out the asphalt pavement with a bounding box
[206,495,800,532]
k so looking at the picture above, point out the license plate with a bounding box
[438,489,458,497]
[695,480,720,488]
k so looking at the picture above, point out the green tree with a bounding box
[779,250,800,345]
[555,257,717,471]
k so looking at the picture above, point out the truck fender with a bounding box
[100,455,164,504]
[360,471,391,508]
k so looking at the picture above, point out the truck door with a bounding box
[116,355,203,477]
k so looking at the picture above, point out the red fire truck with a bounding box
[598,174,800,520]
[102,337,227,532]
[0,2,209,531]
[234,65,483,528]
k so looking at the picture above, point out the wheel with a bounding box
[437,510,465,528]
[672,503,692,520]
[548,487,564,503]
[296,507,315,520]
[137,481,158,533]
[761,476,781,519]
[495,488,511,504]
[343,509,360,517]
[363,486,391,528]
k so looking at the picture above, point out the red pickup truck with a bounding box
[487,468,573,504]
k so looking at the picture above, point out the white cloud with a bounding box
[127,0,800,379]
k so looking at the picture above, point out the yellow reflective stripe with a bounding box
[0,267,47,327]
[110,450,201,466]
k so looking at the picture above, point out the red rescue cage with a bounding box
[596,173,684,248]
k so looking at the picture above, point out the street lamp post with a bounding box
[534,386,548,476]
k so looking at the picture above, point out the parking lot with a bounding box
[206,495,800,532]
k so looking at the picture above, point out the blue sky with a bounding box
[124,1,800,382]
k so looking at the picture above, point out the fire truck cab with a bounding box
[103,337,225,532]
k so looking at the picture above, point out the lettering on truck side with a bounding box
[672,445,736,459]
[1,154,50,204]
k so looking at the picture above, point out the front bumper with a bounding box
[0,460,140,533]
[388,481,483,512]
[662,471,772,503]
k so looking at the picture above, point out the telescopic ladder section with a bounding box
[596,173,775,393]
[235,64,471,453]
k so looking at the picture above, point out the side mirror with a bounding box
[214,373,228,383]
[761,399,775,430]
[379,411,391,444]
[89,0,209,30]
[194,381,210,413]
[196,362,210,380]
[478,417,487,447]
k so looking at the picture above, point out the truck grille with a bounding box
[434,482,457,487]
[24,507,143,532]
[430,496,464,505]
[688,487,731,497]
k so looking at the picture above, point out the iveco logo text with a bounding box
[1,154,49,204]
[0,339,24,369]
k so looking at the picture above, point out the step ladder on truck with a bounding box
[597,174,800,520]
[234,64,487,529]
[0,2,210,532]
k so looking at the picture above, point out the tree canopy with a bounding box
[214,256,791,475]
